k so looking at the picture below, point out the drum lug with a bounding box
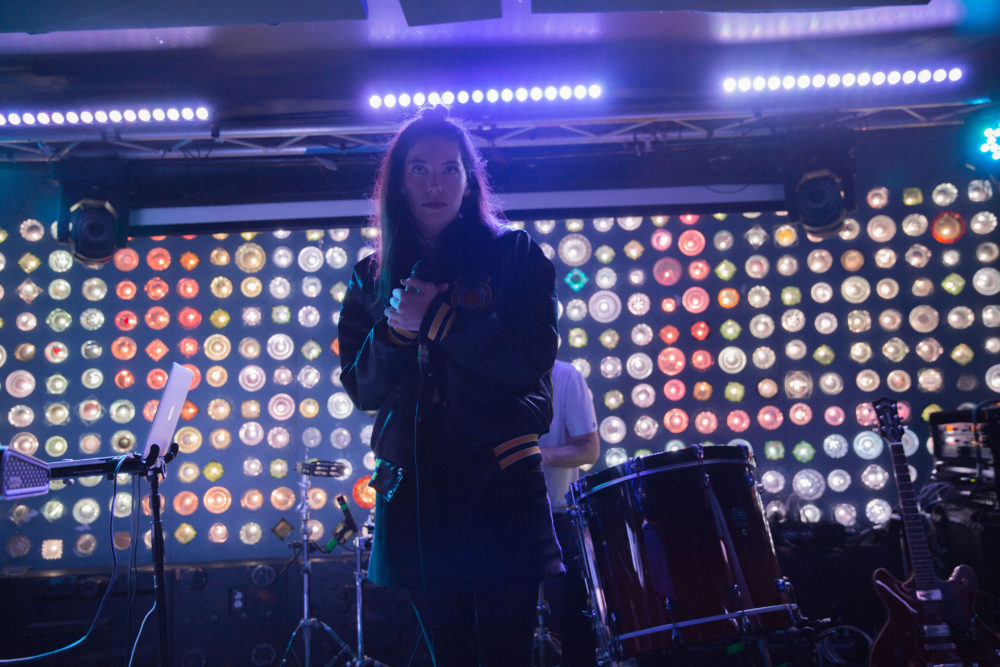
[776,577,795,596]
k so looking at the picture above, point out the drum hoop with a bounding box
[578,458,750,499]
[614,603,799,643]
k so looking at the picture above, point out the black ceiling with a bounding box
[1,0,998,206]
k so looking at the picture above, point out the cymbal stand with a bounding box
[279,466,356,666]
[347,520,389,667]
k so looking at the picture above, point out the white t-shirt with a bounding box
[540,360,598,511]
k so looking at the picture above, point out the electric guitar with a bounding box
[870,397,1000,666]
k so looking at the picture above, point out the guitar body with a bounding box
[869,397,1000,667]
[871,564,1000,666]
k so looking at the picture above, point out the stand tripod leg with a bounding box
[280,466,357,667]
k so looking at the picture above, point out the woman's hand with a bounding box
[384,277,449,332]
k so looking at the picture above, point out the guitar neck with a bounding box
[887,440,938,590]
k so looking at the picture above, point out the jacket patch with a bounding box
[451,275,493,311]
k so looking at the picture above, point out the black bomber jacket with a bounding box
[337,227,558,495]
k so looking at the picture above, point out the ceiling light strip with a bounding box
[722,68,962,94]
[0,105,211,127]
[368,84,602,110]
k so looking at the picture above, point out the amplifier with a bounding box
[929,406,1000,507]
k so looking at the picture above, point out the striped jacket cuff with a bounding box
[493,434,541,470]
[387,326,417,346]
[424,301,458,343]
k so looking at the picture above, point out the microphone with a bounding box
[410,259,445,284]
[409,259,444,377]
[335,493,359,535]
[322,493,359,551]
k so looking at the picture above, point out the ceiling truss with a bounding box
[0,101,985,164]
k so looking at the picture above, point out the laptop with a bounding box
[143,362,195,459]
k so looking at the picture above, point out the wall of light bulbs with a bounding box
[1,167,998,572]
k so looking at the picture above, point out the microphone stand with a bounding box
[147,445,173,667]
[48,442,178,667]
[279,460,355,666]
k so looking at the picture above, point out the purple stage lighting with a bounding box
[367,82,602,111]
[723,66,963,95]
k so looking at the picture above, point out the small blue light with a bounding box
[471,90,484,103]
[383,94,396,109]
[486,89,499,103]
[588,84,602,99]
[428,92,441,106]
[441,91,455,105]
[515,87,528,102]
[456,91,468,104]
[530,87,543,101]
[501,88,513,102]
[413,92,426,106]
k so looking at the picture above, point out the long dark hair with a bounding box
[370,105,506,304]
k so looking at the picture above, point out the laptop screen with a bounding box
[143,362,195,459]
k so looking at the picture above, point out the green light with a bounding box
[764,441,784,460]
[941,273,965,295]
[813,345,835,366]
[203,461,225,483]
[781,286,801,306]
[715,260,737,281]
[951,343,974,366]
[603,390,624,409]
[724,382,745,402]
[720,319,741,341]
[272,305,291,324]
[599,329,620,350]
[792,441,816,463]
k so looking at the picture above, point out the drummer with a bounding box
[540,359,600,666]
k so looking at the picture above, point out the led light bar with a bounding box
[0,105,211,127]
[368,84,602,110]
[722,68,962,94]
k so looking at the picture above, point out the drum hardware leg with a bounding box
[533,583,561,667]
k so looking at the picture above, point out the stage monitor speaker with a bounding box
[398,0,501,26]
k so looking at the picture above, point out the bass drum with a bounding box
[568,445,797,661]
